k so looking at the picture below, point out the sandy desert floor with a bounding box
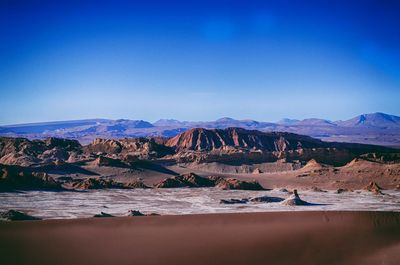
[1,211,400,265]
[74,158,400,190]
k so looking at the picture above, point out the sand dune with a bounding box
[1,211,399,265]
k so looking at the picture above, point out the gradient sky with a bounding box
[1,0,400,125]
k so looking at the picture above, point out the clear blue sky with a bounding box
[1,0,399,125]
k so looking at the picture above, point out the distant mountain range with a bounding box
[1,112,400,147]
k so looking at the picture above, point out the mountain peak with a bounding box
[215,117,237,122]
[337,112,400,127]
[153,119,185,127]
[296,118,335,126]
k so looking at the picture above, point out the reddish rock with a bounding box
[71,178,127,190]
[212,177,265,191]
[0,164,63,192]
[309,186,327,192]
[124,180,150,189]
[336,188,353,194]
[252,168,262,174]
[155,173,214,188]
[365,182,384,195]
[85,138,173,159]
[92,156,127,167]
[166,128,324,152]
[281,190,311,206]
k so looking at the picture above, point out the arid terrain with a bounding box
[3,1,400,264]
[0,126,399,193]
[1,124,400,265]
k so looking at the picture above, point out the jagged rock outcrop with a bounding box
[1,126,397,173]
[0,152,41,167]
[128,210,145,216]
[155,174,266,190]
[281,190,311,206]
[0,210,41,221]
[92,156,128,167]
[70,178,148,190]
[252,168,262,174]
[93,212,114,218]
[166,127,325,152]
[344,158,363,167]
[85,138,173,159]
[85,138,124,154]
[302,159,323,171]
[38,147,69,163]
[71,178,128,190]
[43,137,82,150]
[155,173,214,188]
[365,181,384,195]
[209,176,265,190]
[124,180,150,189]
[164,128,379,165]
[336,188,352,194]
[0,137,82,166]
[0,164,63,191]
[360,152,400,163]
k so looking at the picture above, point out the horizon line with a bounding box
[0,111,397,127]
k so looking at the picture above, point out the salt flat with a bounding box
[1,188,399,219]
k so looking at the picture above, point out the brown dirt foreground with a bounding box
[1,211,400,265]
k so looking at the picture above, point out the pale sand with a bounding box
[0,211,400,265]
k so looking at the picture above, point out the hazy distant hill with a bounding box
[294,118,337,126]
[276,118,300,125]
[336,113,400,128]
[0,119,107,134]
[1,112,399,146]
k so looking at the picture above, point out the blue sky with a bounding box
[1,0,399,124]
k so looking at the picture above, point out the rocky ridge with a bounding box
[0,127,399,192]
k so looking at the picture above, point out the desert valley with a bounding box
[1,117,400,265]
[1,115,400,217]
[2,1,400,264]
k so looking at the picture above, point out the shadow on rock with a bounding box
[0,210,41,221]
[281,190,327,206]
